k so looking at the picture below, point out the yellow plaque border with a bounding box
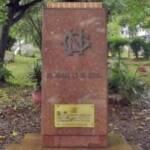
[55,104,95,128]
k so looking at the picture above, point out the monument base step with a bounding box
[5,133,142,150]
[131,145,142,150]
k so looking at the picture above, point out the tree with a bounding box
[130,37,145,59]
[11,1,46,50]
[124,0,150,29]
[108,37,129,58]
[117,0,150,37]
[103,0,150,36]
[0,0,42,62]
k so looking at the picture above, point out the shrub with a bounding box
[130,37,145,59]
[109,59,146,105]
[29,59,41,91]
[0,62,13,83]
[108,37,129,58]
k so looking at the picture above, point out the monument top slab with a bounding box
[47,2,102,9]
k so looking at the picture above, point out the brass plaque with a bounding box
[55,104,94,128]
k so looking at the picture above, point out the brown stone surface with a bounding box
[42,3,107,148]
[5,133,141,150]
[47,2,102,9]
[43,135,107,148]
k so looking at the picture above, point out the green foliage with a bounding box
[130,37,145,59]
[104,0,150,33]
[109,59,147,105]
[108,37,129,57]
[103,0,126,18]
[107,15,122,37]
[0,62,13,83]
[123,0,150,29]
[129,37,150,60]
[142,42,150,59]
[0,0,8,27]
[29,59,41,91]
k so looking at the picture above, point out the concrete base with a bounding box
[5,133,142,150]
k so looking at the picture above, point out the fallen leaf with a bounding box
[137,126,144,130]
[12,130,18,136]
[109,123,113,127]
[140,122,146,126]
[112,108,116,112]
[145,117,150,121]
[134,115,141,120]
[0,135,5,140]
[142,110,148,113]
[129,136,134,140]
[114,125,118,130]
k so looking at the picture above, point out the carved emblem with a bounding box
[62,30,91,55]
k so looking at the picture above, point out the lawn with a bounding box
[6,54,40,87]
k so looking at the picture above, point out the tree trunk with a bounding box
[59,0,101,2]
[0,6,14,62]
[0,25,11,62]
[135,52,138,59]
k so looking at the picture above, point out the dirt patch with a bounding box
[0,96,150,150]
[0,107,40,150]
[109,96,150,150]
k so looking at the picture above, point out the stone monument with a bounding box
[42,2,108,148]
[5,2,143,150]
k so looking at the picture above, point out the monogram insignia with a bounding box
[62,30,91,55]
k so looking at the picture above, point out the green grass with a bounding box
[124,59,150,85]
[6,54,40,87]
[0,54,41,109]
